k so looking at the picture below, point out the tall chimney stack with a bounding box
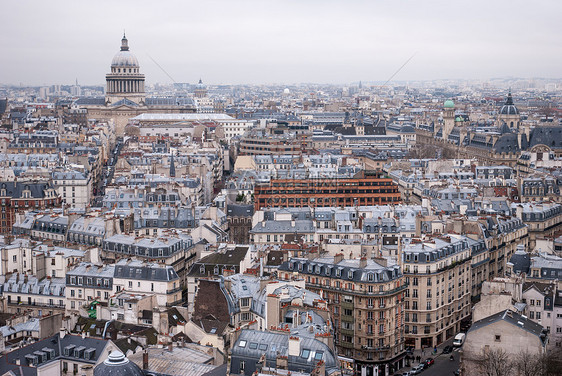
[143,350,149,370]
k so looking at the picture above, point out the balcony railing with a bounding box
[166,287,182,294]
[165,299,183,307]
[8,301,65,309]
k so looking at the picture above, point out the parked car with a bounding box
[442,345,453,354]
[411,364,425,374]
[453,369,461,376]
[424,358,434,366]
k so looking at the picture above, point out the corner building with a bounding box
[401,235,482,349]
[279,254,406,376]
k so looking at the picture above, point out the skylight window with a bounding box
[239,340,247,348]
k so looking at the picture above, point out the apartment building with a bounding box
[2,274,66,316]
[401,235,482,349]
[512,202,562,249]
[112,259,182,308]
[66,263,114,313]
[0,181,60,234]
[278,254,406,376]
[101,234,195,283]
[52,170,91,209]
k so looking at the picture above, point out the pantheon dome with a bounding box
[105,33,146,106]
[111,35,140,68]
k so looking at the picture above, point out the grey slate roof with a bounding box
[467,309,547,346]
[230,329,338,376]
[114,259,178,282]
[279,256,401,283]
[0,333,110,376]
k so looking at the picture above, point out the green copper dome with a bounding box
[444,100,455,109]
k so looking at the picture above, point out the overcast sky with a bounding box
[1,0,560,86]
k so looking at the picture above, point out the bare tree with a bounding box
[513,351,544,376]
[475,348,513,376]
[541,347,562,376]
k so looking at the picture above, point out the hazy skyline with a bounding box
[1,0,561,86]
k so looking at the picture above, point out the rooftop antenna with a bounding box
[146,53,177,83]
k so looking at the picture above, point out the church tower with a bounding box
[105,33,146,106]
[442,99,455,140]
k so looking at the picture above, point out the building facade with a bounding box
[401,235,480,349]
[254,171,401,211]
[279,255,406,376]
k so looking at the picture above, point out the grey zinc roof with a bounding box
[231,329,338,376]
[250,219,315,234]
[52,170,87,180]
[0,318,40,338]
[3,274,65,297]
[279,256,401,283]
[0,333,110,376]
[113,259,179,282]
[67,263,115,278]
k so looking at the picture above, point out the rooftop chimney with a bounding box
[288,336,300,357]
[143,350,149,370]
[334,253,344,264]
[59,328,66,339]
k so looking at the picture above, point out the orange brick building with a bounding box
[254,170,401,210]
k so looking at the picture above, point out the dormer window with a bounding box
[348,271,354,279]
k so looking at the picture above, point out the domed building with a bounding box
[93,350,145,376]
[105,33,146,106]
[497,91,521,130]
[194,79,207,98]
[80,34,197,136]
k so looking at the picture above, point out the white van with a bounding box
[453,333,466,347]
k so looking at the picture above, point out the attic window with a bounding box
[249,342,258,350]
[239,340,247,348]
[314,351,324,360]
[301,349,310,359]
